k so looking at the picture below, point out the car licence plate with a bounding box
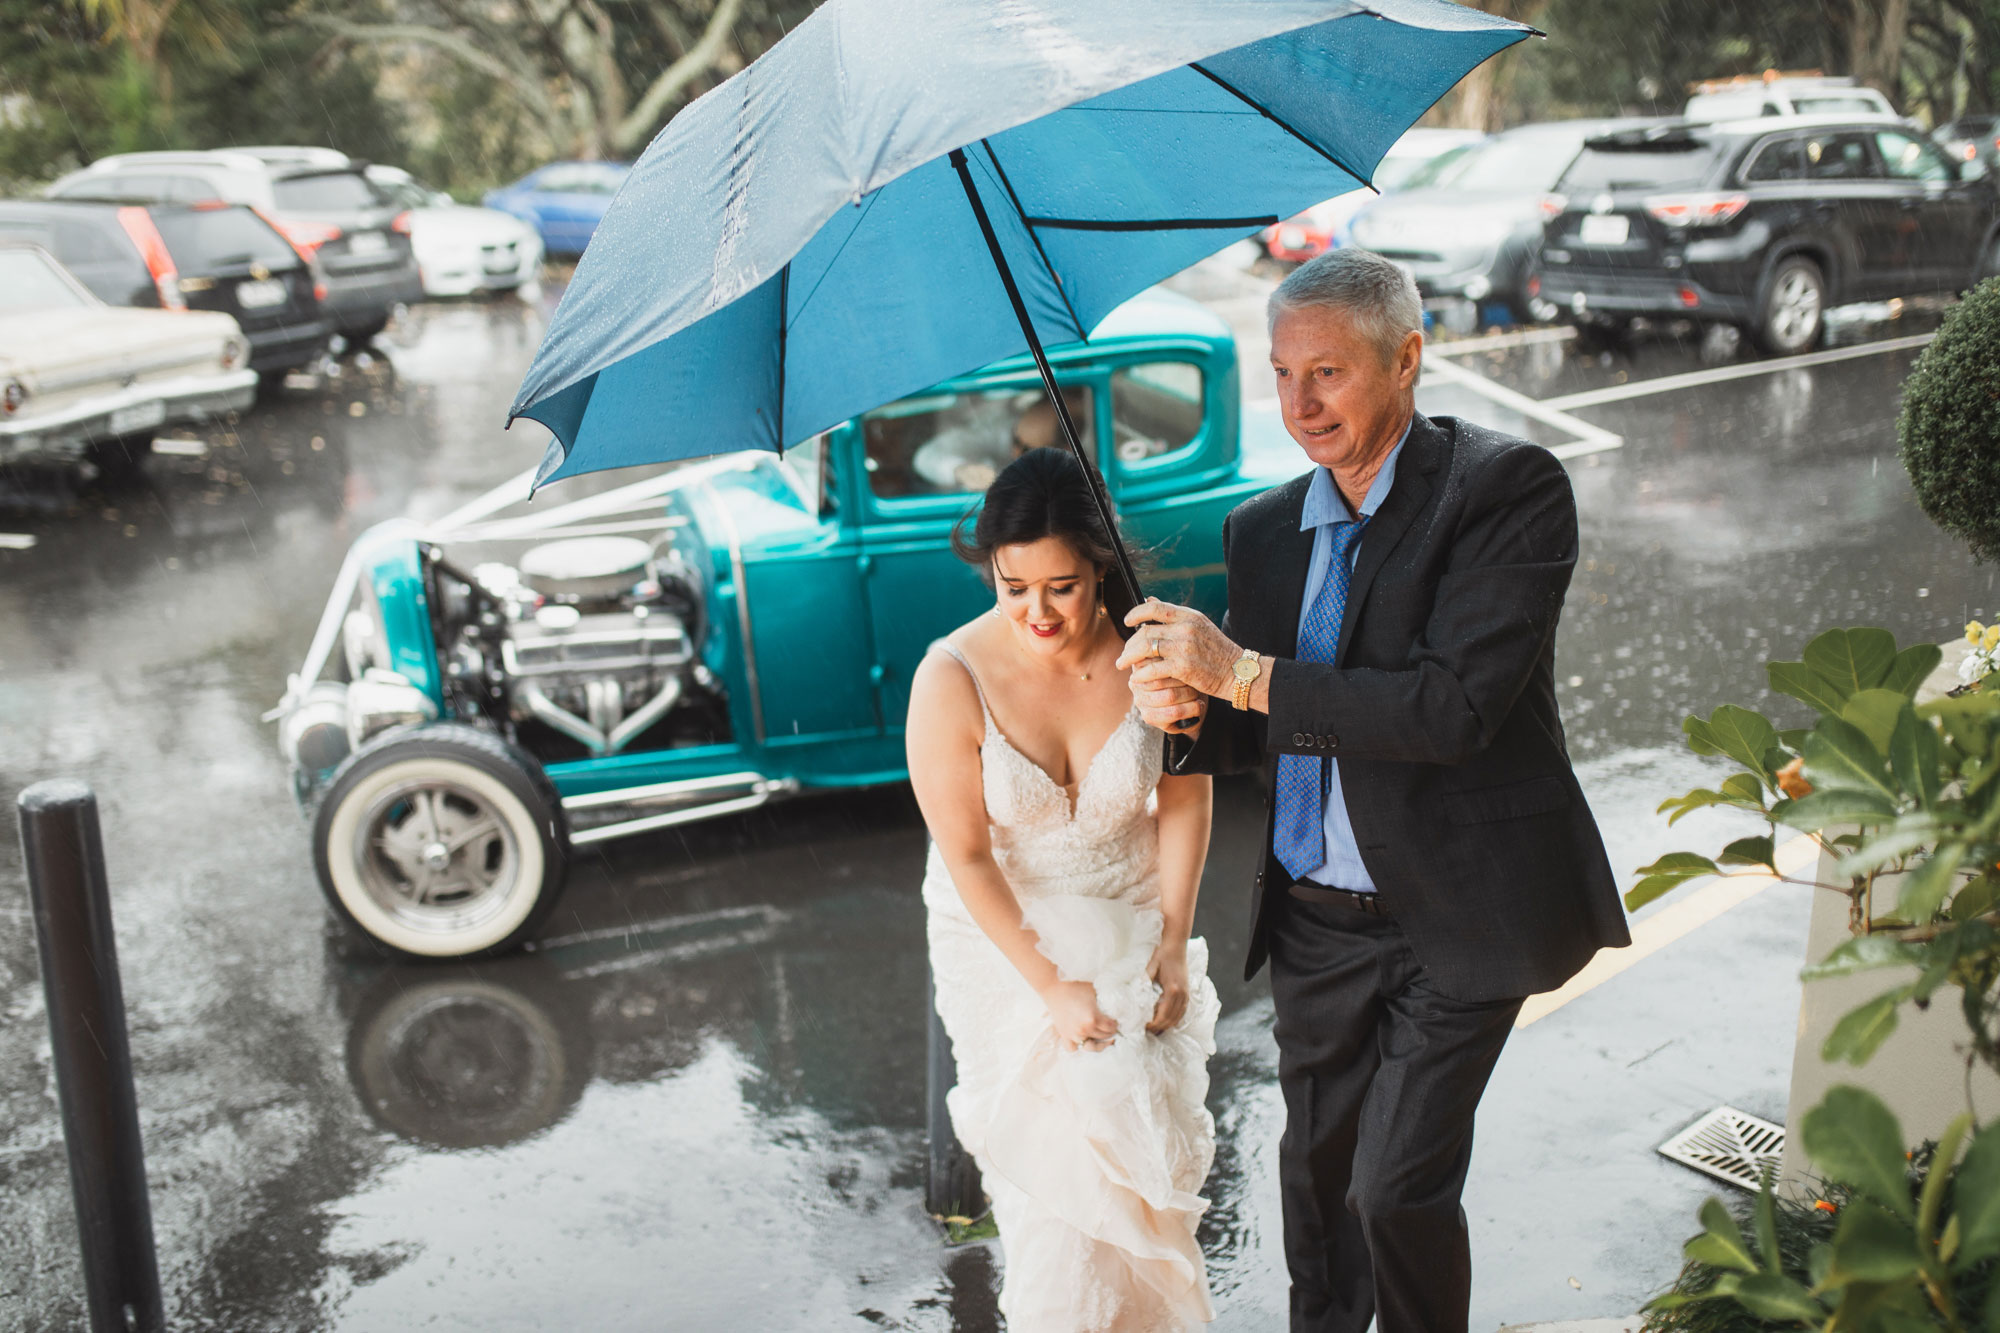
[109,400,165,435]
[1578,214,1629,246]
[236,278,287,309]
[347,231,388,255]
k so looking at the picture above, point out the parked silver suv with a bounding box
[47,149,424,345]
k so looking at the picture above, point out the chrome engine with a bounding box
[468,536,704,757]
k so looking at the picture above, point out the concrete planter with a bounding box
[1778,639,2000,1189]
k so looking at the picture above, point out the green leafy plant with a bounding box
[1899,277,2000,564]
[1632,627,2000,1076]
[1649,1089,2000,1331]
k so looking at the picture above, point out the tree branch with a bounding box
[612,0,742,155]
[306,14,562,128]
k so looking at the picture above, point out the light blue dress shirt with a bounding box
[1297,418,1411,893]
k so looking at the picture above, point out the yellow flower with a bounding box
[1970,621,1987,645]
[1984,625,2000,654]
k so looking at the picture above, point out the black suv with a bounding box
[0,199,330,375]
[47,150,424,345]
[1535,116,2000,354]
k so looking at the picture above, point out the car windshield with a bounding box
[1559,137,1722,192]
[1375,151,1452,191]
[0,249,92,313]
[1401,133,1580,192]
[151,206,300,270]
[273,171,383,212]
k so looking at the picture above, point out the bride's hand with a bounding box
[1041,979,1119,1051]
[1146,940,1190,1034]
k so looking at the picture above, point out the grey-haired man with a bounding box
[1120,249,1627,1333]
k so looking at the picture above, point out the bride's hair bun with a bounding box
[950,446,1126,586]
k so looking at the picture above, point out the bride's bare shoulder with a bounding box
[908,618,994,732]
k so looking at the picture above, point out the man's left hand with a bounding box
[1118,598,1239,699]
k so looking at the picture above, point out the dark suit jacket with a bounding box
[1170,412,1629,1003]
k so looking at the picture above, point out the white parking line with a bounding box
[1421,353,1624,460]
[0,534,35,551]
[1541,332,1936,412]
[1517,833,1820,1028]
[1426,326,1577,358]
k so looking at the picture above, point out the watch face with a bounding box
[1233,656,1259,682]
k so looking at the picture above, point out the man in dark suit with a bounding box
[1118,247,1628,1333]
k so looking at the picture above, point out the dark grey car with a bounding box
[47,149,424,344]
[1340,119,1656,325]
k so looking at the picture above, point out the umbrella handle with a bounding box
[950,147,1195,730]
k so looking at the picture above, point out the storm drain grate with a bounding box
[1657,1106,1786,1191]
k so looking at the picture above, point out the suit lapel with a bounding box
[1261,476,1316,658]
[1335,414,1445,666]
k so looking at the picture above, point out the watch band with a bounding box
[1231,650,1259,711]
[1232,675,1252,711]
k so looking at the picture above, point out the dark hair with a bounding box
[951,447,1123,588]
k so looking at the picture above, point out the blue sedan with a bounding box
[482,161,630,258]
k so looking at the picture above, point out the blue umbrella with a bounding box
[509,0,1532,616]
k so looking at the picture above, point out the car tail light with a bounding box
[1539,194,1567,220]
[390,211,413,236]
[1645,192,1749,228]
[266,213,343,257]
[114,206,186,310]
[2,380,25,416]
[1964,143,1980,161]
[1678,286,1701,308]
[1527,275,1542,297]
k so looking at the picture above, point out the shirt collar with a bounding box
[1300,415,1413,531]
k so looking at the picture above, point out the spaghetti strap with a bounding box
[933,641,997,735]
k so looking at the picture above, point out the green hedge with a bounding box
[1900,278,2000,562]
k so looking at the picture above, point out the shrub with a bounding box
[1900,278,2000,562]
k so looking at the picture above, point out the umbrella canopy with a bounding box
[509,0,1532,487]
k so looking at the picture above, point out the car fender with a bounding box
[1754,237,1840,311]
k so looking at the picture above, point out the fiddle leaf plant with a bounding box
[1649,1089,2000,1331]
[1631,627,2000,1074]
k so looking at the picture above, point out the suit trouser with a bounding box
[1266,891,1522,1333]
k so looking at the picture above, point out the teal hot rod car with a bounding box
[273,287,1304,958]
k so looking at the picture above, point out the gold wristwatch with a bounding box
[1230,648,1261,711]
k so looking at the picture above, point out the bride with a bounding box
[906,446,1220,1332]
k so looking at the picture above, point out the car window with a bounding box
[55,172,175,202]
[1743,137,1806,183]
[1794,95,1889,116]
[1405,132,1582,193]
[1558,137,1721,192]
[151,206,300,271]
[1110,362,1204,466]
[777,432,834,518]
[1873,129,1953,182]
[0,249,93,312]
[1803,132,1879,180]
[272,171,383,211]
[861,384,1093,499]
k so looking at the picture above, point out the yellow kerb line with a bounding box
[1515,832,1821,1029]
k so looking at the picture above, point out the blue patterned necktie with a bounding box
[1273,516,1369,880]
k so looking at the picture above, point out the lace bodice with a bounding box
[922,642,1164,916]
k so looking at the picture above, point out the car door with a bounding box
[854,375,1099,731]
[1801,128,1900,298]
[1872,126,1986,289]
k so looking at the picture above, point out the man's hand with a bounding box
[1118,598,1240,698]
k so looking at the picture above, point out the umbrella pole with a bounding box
[949,149,1145,639]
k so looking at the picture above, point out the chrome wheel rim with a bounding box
[353,779,522,937]
[1769,267,1821,348]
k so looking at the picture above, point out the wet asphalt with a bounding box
[0,260,1988,1331]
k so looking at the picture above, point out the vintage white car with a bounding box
[0,241,257,472]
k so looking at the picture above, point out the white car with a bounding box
[365,165,544,299]
[1683,74,1898,122]
[0,241,255,471]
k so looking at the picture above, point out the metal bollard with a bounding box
[924,961,982,1220]
[18,781,164,1333]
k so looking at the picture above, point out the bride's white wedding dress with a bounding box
[924,644,1220,1332]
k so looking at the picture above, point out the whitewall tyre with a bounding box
[313,724,569,959]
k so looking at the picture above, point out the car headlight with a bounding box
[1,380,25,415]
[220,337,249,371]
